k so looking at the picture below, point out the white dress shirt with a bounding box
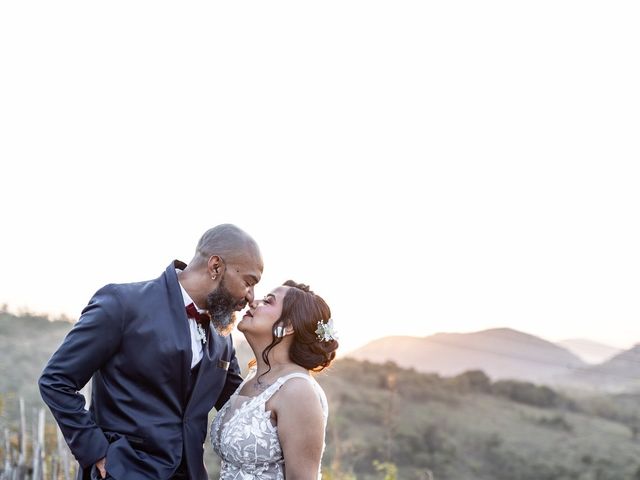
[177,277,205,368]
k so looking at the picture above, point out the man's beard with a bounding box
[206,277,246,336]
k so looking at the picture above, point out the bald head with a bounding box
[192,224,262,269]
[181,224,263,330]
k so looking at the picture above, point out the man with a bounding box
[39,224,263,480]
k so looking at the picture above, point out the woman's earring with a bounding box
[274,326,285,338]
[211,275,217,281]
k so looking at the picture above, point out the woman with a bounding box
[210,280,339,479]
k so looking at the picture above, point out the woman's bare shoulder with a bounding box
[273,376,324,414]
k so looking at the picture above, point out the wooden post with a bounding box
[18,399,26,468]
[36,408,45,480]
[50,460,58,480]
[57,427,70,480]
[33,409,40,480]
[2,428,13,480]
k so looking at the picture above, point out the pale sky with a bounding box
[1,1,639,354]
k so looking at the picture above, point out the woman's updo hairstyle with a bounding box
[261,280,338,374]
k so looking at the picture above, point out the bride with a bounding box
[211,280,339,479]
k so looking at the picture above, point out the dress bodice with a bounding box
[210,368,328,479]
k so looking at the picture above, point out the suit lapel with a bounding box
[163,261,194,406]
[185,326,223,412]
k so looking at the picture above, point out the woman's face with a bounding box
[238,285,290,338]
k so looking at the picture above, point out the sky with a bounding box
[1,1,639,355]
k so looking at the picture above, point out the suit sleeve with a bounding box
[214,336,243,411]
[39,284,124,468]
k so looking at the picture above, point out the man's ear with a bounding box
[207,255,225,279]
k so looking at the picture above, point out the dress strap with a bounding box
[262,373,329,421]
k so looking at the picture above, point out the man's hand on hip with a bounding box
[96,457,107,479]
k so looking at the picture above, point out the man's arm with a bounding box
[214,337,243,411]
[39,285,124,469]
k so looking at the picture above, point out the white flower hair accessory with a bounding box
[315,318,338,342]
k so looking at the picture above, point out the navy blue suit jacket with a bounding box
[39,261,243,480]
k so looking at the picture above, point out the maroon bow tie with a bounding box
[186,303,210,326]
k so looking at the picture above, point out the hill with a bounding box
[0,312,73,409]
[347,328,586,383]
[562,345,640,392]
[316,359,640,479]
[556,338,623,364]
[4,314,640,478]
[0,312,255,407]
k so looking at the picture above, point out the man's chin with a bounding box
[213,322,235,337]
[211,311,237,337]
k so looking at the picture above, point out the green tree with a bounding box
[373,460,398,480]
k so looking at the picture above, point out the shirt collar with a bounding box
[176,269,206,313]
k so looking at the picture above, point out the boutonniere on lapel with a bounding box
[195,323,207,344]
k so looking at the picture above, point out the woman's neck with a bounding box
[251,341,301,377]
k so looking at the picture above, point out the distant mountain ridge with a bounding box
[561,344,640,392]
[348,328,588,384]
[556,338,623,364]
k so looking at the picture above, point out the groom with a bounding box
[39,224,263,480]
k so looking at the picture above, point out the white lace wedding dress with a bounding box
[210,368,329,479]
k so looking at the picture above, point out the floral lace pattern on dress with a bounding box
[211,369,328,480]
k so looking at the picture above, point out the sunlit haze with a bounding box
[1,1,639,354]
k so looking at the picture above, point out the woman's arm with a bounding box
[275,378,326,480]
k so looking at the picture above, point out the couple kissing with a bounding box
[39,224,339,480]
